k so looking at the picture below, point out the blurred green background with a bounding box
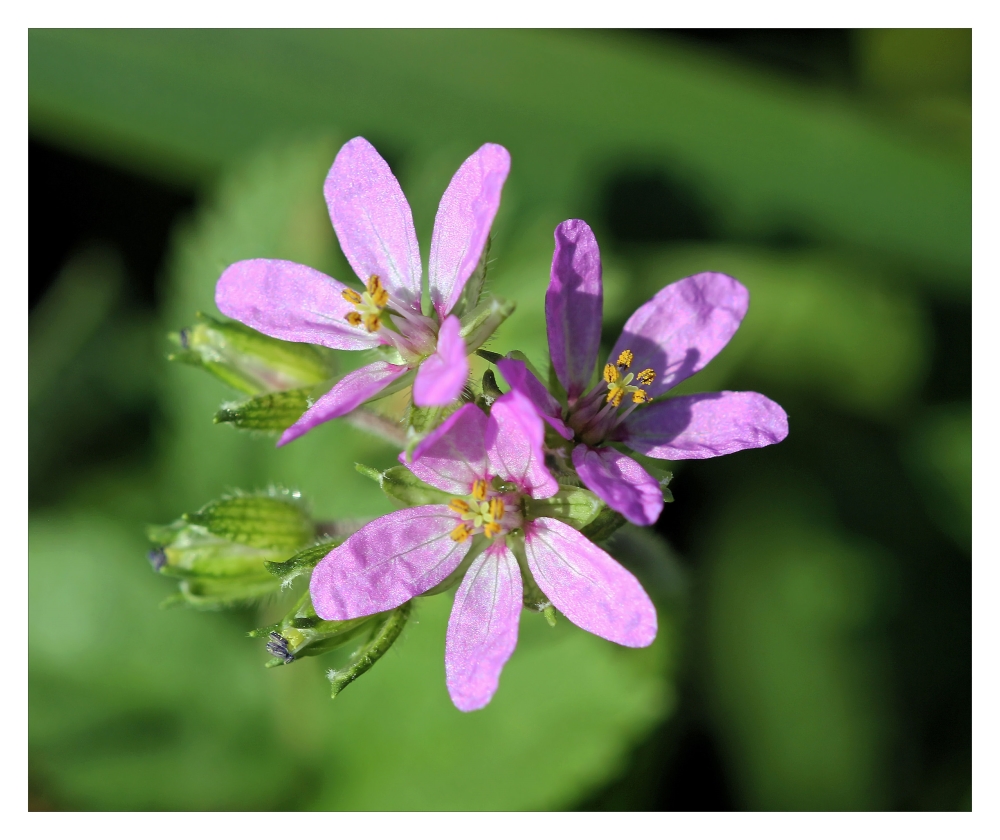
[28,29,970,811]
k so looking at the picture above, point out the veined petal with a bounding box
[429,144,511,319]
[572,445,663,527]
[277,361,409,446]
[610,272,749,398]
[412,315,469,407]
[404,403,490,494]
[445,541,522,712]
[215,259,381,350]
[619,391,789,460]
[325,137,422,310]
[546,220,603,400]
[523,518,656,648]
[486,391,558,499]
[497,357,573,440]
[310,507,469,620]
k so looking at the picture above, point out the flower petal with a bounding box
[610,272,749,398]
[619,391,789,460]
[310,506,469,620]
[277,361,409,446]
[546,220,603,400]
[324,137,422,310]
[215,259,382,350]
[572,445,663,527]
[412,315,469,407]
[496,357,573,440]
[445,541,522,712]
[404,403,490,494]
[486,391,558,499]
[429,143,511,319]
[523,518,657,647]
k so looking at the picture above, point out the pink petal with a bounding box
[572,445,663,527]
[277,361,409,446]
[428,144,511,319]
[546,220,603,401]
[523,517,657,648]
[610,272,749,398]
[496,357,573,440]
[310,506,470,620]
[412,315,469,407]
[215,259,382,350]
[404,403,490,494]
[619,391,789,460]
[445,541,522,712]
[485,391,558,499]
[324,137,422,311]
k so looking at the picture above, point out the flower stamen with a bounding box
[472,480,488,501]
[616,349,633,370]
[450,524,473,542]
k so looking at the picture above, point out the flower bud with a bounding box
[213,387,313,432]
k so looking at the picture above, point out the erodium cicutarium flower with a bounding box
[498,218,789,527]
[215,137,511,445]
[309,391,657,711]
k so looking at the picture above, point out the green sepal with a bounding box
[182,492,313,550]
[214,387,312,431]
[451,235,491,318]
[328,602,412,698]
[476,349,504,365]
[481,369,504,402]
[264,538,342,586]
[160,575,282,611]
[419,536,488,597]
[168,312,335,395]
[524,484,603,531]
[381,465,454,507]
[506,530,553,613]
[579,506,628,543]
[459,295,515,354]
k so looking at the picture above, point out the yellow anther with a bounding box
[471,480,488,501]
[616,349,634,370]
[603,364,620,384]
[450,524,473,543]
[346,311,363,327]
[371,287,389,308]
[341,288,363,305]
[365,275,382,294]
[488,498,505,521]
[607,388,625,407]
[364,313,381,332]
[449,499,470,514]
[632,389,648,404]
[636,368,656,385]
[483,522,501,539]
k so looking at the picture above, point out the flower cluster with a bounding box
[153,136,788,711]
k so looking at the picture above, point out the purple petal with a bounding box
[215,259,382,350]
[485,391,558,499]
[546,220,603,401]
[445,541,522,712]
[412,315,469,407]
[428,144,511,318]
[619,391,789,460]
[496,357,573,440]
[324,137,422,310]
[404,403,490,494]
[524,518,657,647]
[610,272,749,398]
[310,506,469,620]
[572,445,663,527]
[277,361,409,446]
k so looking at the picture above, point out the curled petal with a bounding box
[523,518,657,648]
[325,137,422,310]
[546,220,603,400]
[445,541,522,712]
[429,144,511,318]
[619,391,789,460]
[404,403,490,494]
[412,315,469,407]
[215,259,381,350]
[277,361,409,446]
[310,506,469,620]
[610,272,748,398]
[572,445,663,527]
[486,391,558,499]
[496,357,573,440]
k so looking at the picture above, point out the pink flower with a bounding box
[309,392,657,711]
[214,137,511,445]
[500,219,789,527]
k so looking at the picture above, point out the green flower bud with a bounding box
[214,387,313,432]
[168,312,335,396]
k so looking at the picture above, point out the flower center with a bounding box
[448,479,520,542]
[341,274,439,360]
[342,275,391,333]
[567,348,658,445]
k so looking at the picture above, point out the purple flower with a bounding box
[215,137,511,445]
[309,392,657,711]
[499,219,789,527]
